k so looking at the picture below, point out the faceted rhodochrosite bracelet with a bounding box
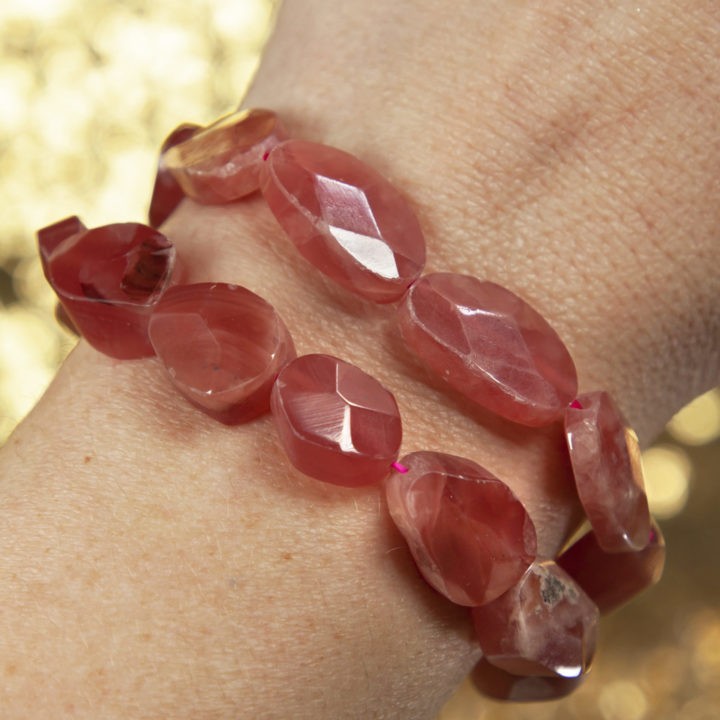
[36,107,666,704]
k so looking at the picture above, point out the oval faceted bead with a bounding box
[148,123,200,228]
[471,561,599,679]
[558,522,665,614]
[164,108,286,204]
[564,391,652,552]
[271,354,402,487]
[398,273,578,426]
[260,140,426,303]
[148,283,295,423]
[45,222,176,359]
[384,451,537,607]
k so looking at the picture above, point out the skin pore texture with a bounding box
[0,1,718,718]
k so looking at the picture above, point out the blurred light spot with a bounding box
[641,444,691,519]
[667,388,720,446]
[598,681,648,720]
[0,0,73,22]
[678,696,720,720]
[690,620,720,689]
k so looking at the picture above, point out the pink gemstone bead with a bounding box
[37,215,87,278]
[472,561,599,679]
[384,451,537,607]
[148,283,295,424]
[148,123,200,228]
[271,354,402,487]
[164,108,286,204]
[260,140,426,303]
[45,222,176,359]
[398,274,578,426]
[558,522,665,614]
[471,658,584,702]
[564,391,652,552]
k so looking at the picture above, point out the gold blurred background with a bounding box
[0,1,718,717]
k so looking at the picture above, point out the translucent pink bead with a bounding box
[384,451,537,606]
[558,522,665,614]
[398,273,578,426]
[260,140,426,303]
[271,354,402,487]
[564,391,651,552]
[148,283,295,423]
[44,222,176,359]
[472,561,599,679]
[164,109,286,204]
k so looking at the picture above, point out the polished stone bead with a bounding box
[397,274,578,426]
[260,140,426,303]
[37,215,86,278]
[472,561,599,679]
[45,223,175,359]
[558,521,665,614]
[564,391,651,552]
[271,354,402,486]
[385,451,537,606]
[148,283,295,423]
[164,108,286,204]
[471,658,585,702]
[148,123,200,228]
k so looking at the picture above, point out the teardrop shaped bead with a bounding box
[397,273,578,426]
[271,354,402,487]
[163,108,286,204]
[44,222,176,359]
[471,561,599,679]
[260,140,426,303]
[148,283,295,424]
[564,391,651,552]
[384,451,537,607]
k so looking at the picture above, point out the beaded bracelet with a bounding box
[37,107,665,703]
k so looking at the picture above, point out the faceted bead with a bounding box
[558,521,665,614]
[384,451,537,606]
[564,391,651,552]
[148,283,295,424]
[471,561,599,679]
[260,140,426,303]
[163,108,286,204]
[45,223,176,359]
[37,215,86,278]
[271,354,402,487]
[148,123,200,228]
[398,274,578,426]
[471,658,585,702]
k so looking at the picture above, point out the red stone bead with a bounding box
[148,283,295,423]
[164,108,286,204]
[558,521,665,614]
[148,123,200,228]
[397,274,578,426]
[37,215,86,278]
[271,354,402,487]
[471,657,585,702]
[384,451,537,606]
[45,223,176,359]
[260,140,426,303]
[472,561,599,679]
[564,391,651,552]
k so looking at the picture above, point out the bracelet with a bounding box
[37,107,665,703]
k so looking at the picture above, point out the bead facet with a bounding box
[37,215,87,278]
[564,391,651,552]
[472,561,599,679]
[148,283,295,423]
[260,140,426,303]
[384,451,537,606]
[45,223,176,359]
[398,273,578,426]
[558,522,665,614]
[164,109,286,204]
[271,354,402,487]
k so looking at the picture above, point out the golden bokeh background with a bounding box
[0,1,718,717]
